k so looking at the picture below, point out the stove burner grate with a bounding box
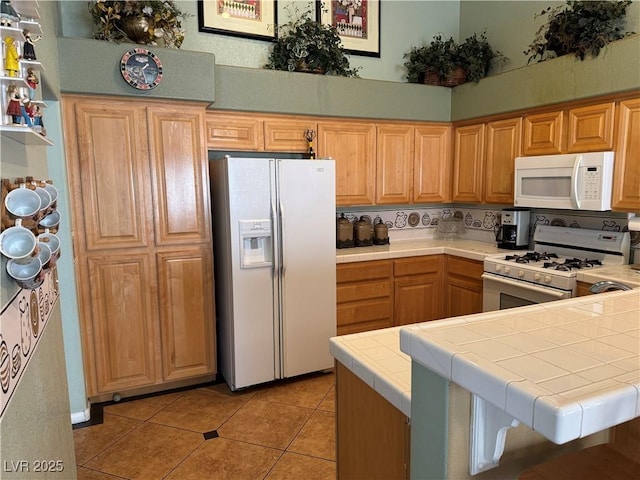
[543,258,603,271]
[505,252,558,263]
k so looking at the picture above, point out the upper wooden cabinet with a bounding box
[452,123,485,203]
[612,98,640,211]
[414,125,452,203]
[318,120,377,206]
[523,102,615,155]
[523,110,565,155]
[264,118,316,152]
[205,111,263,150]
[148,107,211,246]
[376,124,414,204]
[567,102,615,152]
[484,117,522,204]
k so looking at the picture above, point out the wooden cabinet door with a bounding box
[157,247,215,381]
[576,281,594,297]
[318,121,376,206]
[205,111,263,150]
[523,110,565,155]
[414,124,451,203]
[452,123,485,203]
[336,362,410,480]
[376,124,413,204]
[612,98,640,211]
[264,118,317,152]
[66,99,154,251]
[567,102,615,152]
[445,256,483,317]
[148,106,211,246]
[86,253,159,395]
[484,117,521,204]
[394,256,444,325]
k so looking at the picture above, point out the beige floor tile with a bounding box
[148,389,247,433]
[218,399,312,450]
[252,372,335,409]
[85,422,203,479]
[103,391,184,421]
[266,452,336,480]
[76,466,123,480]
[288,410,336,461]
[317,385,335,412]
[166,437,282,480]
[73,413,142,465]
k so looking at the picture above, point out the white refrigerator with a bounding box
[211,156,336,391]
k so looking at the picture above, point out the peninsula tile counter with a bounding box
[400,289,639,478]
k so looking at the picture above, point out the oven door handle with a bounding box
[481,273,569,299]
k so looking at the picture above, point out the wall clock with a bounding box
[120,48,164,90]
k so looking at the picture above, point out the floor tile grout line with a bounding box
[77,420,148,470]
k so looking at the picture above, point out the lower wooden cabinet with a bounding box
[444,256,483,317]
[576,281,594,297]
[336,362,410,480]
[394,255,444,325]
[337,260,393,335]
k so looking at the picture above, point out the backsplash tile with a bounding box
[337,205,639,259]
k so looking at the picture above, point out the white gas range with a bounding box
[482,225,630,311]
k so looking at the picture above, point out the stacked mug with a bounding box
[0,181,61,290]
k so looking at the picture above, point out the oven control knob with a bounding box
[504,266,511,274]
[544,275,552,284]
[495,265,502,273]
[518,269,525,278]
[534,273,542,281]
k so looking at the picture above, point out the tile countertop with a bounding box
[400,289,640,445]
[577,264,640,288]
[336,239,511,263]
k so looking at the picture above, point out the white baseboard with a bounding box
[71,404,91,424]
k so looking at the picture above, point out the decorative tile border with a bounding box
[337,206,638,250]
[0,266,59,418]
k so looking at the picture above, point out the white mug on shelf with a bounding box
[4,184,41,220]
[39,209,61,229]
[0,219,37,259]
[37,229,60,259]
[6,256,44,290]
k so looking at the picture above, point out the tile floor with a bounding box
[73,371,336,480]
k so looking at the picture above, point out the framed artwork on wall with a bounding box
[198,0,278,42]
[317,0,380,57]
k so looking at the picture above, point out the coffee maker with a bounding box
[496,208,530,249]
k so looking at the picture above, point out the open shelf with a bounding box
[0,125,52,146]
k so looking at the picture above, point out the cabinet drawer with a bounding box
[337,260,392,283]
[394,255,443,276]
[446,256,483,279]
[337,299,392,327]
[337,280,391,304]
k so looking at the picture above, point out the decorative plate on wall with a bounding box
[120,48,164,90]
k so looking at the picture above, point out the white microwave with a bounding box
[514,152,614,211]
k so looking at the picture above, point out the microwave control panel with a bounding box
[581,166,602,200]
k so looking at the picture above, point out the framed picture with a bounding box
[198,0,278,42]
[317,0,380,57]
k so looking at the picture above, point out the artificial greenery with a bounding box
[88,0,190,48]
[524,0,634,63]
[403,32,505,85]
[264,4,359,77]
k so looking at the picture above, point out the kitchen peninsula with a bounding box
[331,240,640,479]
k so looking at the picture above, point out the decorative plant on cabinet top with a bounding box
[403,32,506,86]
[88,0,190,48]
[264,3,360,77]
[524,0,635,63]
